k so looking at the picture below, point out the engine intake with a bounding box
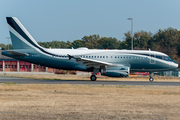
[101,66,130,77]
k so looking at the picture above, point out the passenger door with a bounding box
[150,54,156,64]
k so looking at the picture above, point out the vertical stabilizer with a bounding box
[6,17,41,50]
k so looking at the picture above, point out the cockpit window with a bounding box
[167,56,171,60]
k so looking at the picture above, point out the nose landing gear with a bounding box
[149,77,154,82]
[149,74,154,82]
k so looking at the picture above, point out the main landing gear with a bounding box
[90,75,97,81]
[90,68,99,81]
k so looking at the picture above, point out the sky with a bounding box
[1,0,180,44]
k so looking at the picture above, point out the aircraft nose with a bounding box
[169,62,178,70]
[175,63,179,68]
[172,63,178,69]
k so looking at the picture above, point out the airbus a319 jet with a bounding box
[2,17,178,82]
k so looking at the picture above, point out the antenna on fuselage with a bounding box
[149,48,151,51]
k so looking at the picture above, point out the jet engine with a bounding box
[101,66,130,77]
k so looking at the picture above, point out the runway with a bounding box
[0,76,180,86]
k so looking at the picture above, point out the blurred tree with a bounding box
[98,37,119,49]
[151,27,180,61]
[0,43,6,50]
[82,34,100,49]
[123,31,132,50]
[67,41,72,48]
[72,40,85,48]
[133,30,152,50]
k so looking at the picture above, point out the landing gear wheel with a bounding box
[125,75,128,77]
[149,77,154,82]
[90,75,97,81]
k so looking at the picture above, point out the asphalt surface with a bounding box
[0,76,180,86]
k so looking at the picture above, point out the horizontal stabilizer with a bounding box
[5,50,28,56]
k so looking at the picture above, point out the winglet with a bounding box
[67,54,81,60]
[67,54,73,60]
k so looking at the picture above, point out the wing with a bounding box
[67,54,124,69]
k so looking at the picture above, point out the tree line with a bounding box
[1,27,180,66]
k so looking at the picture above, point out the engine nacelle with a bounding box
[101,66,130,77]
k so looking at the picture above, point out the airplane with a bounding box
[2,17,178,82]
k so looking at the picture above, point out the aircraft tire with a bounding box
[149,77,154,82]
[90,75,97,81]
[125,74,128,77]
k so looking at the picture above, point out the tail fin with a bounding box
[6,17,41,50]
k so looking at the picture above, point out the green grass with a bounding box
[3,82,17,85]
